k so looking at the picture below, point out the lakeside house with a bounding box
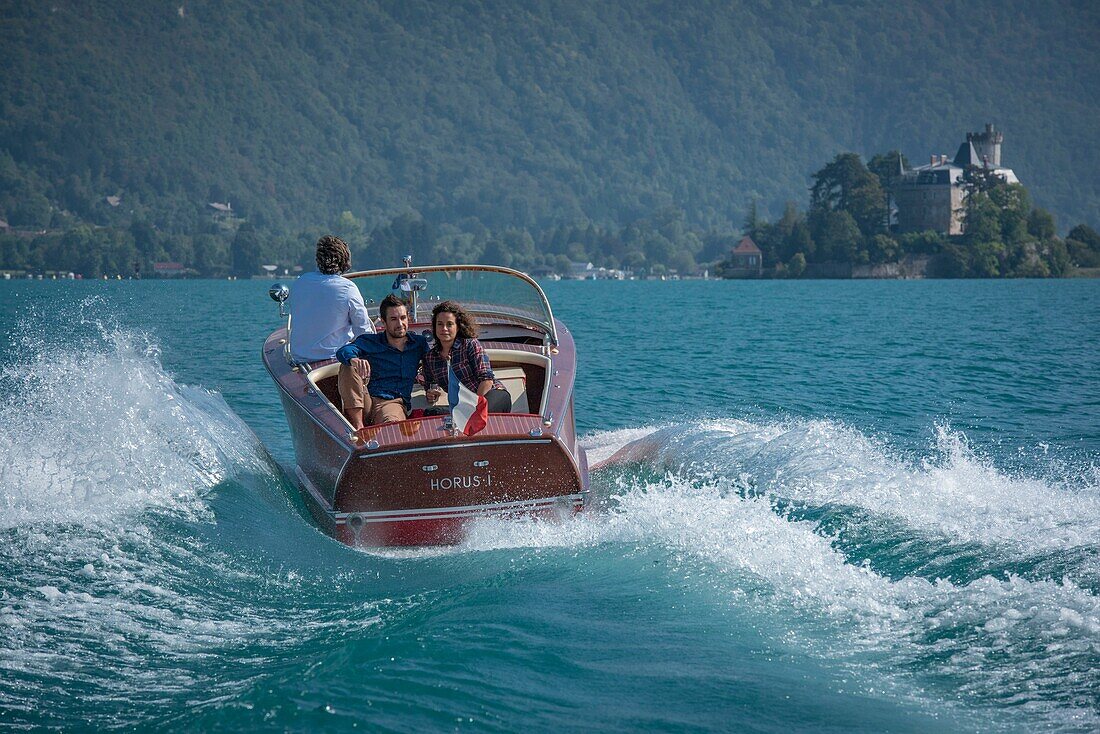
[568,261,594,278]
[893,124,1019,235]
[208,201,240,229]
[726,236,763,277]
[566,261,627,279]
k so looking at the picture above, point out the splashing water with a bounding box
[0,303,321,728]
[459,421,1100,729]
[0,300,269,528]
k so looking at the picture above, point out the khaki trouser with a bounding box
[367,398,407,424]
[337,364,406,424]
[337,363,366,410]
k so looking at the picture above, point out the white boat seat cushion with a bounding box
[493,366,530,414]
[313,361,531,414]
[413,365,529,413]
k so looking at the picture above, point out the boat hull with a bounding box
[288,411,588,547]
[300,465,584,546]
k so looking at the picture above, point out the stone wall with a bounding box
[851,255,931,279]
[800,256,932,279]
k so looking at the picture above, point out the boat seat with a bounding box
[412,365,529,413]
[492,366,530,414]
[307,362,531,414]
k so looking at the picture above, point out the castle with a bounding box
[892,124,1019,235]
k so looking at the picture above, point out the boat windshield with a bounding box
[347,265,557,344]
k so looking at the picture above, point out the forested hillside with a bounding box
[1,0,1098,241]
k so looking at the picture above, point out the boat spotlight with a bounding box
[269,282,290,316]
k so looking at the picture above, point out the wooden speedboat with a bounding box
[262,264,589,547]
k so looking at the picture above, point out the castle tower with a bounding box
[966,123,1003,167]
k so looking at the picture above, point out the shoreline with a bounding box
[3,272,1099,282]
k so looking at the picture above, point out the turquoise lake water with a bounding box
[1,278,1098,731]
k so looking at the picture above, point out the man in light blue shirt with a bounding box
[290,235,371,362]
[290,235,373,428]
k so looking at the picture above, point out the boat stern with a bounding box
[328,428,585,546]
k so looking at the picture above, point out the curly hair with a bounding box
[432,300,479,340]
[315,235,351,275]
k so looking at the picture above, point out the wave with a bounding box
[460,419,1100,729]
[593,419,1100,571]
[0,305,330,727]
[0,301,272,529]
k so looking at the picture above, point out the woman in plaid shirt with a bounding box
[422,301,513,414]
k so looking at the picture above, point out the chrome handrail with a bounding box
[342,264,559,346]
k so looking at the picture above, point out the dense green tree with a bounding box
[102,229,139,277]
[867,151,909,190]
[810,154,888,239]
[788,253,807,278]
[193,234,228,276]
[1013,255,1051,278]
[962,192,1003,247]
[1065,224,1100,268]
[166,234,195,267]
[565,242,588,263]
[743,215,780,266]
[809,209,862,262]
[772,202,799,237]
[0,153,1087,281]
[868,234,900,264]
[368,213,435,269]
[333,211,369,260]
[784,218,814,263]
[0,235,28,271]
[130,220,159,260]
[1066,238,1100,268]
[621,250,646,271]
[699,231,739,264]
[987,183,1031,244]
[231,223,264,277]
[970,241,1006,278]
[501,229,537,268]
[669,249,697,275]
[1027,208,1057,241]
[742,200,763,241]
[1004,238,1036,277]
[10,194,52,228]
[961,166,1008,197]
[481,237,511,267]
[1067,224,1100,251]
[896,231,946,255]
[935,244,970,278]
[1044,238,1072,275]
[643,233,676,267]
